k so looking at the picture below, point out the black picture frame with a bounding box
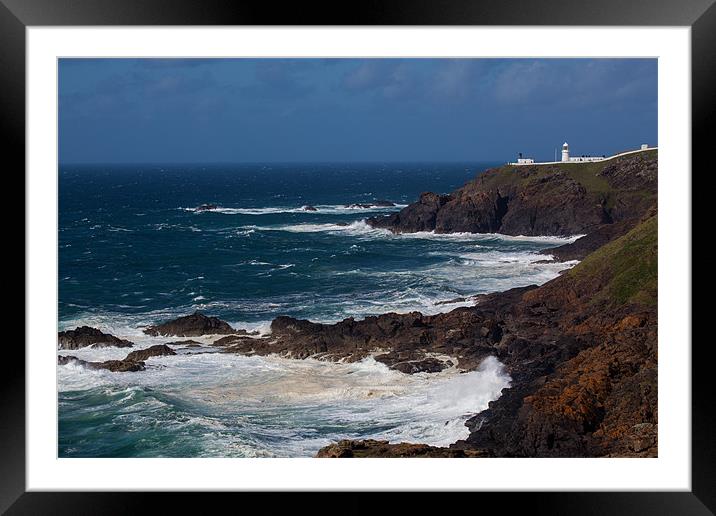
[3,0,709,513]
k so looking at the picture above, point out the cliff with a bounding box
[367,150,657,239]
[316,211,658,457]
[462,212,657,457]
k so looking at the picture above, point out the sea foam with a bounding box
[59,349,511,456]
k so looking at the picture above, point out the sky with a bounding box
[59,58,657,164]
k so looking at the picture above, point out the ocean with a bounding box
[58,162,579,457]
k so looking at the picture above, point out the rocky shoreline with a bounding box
[58,152,658,458]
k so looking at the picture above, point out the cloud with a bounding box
[60,68,219,121]
[487,59,657,110]
[492,61,554,104]
[431,59,484,100]
[340,60,419,101]
[342,61,386,91]
[142,71,216,97]
[133,58,229,69]
[236,60,315,101]
[58,58,657,163]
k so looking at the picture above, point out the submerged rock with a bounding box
[58,326,134,350]
[344,200,396,209]
[57,344,176,372]
[301,205,318,211]
[58,355,145,372]
[143,311,236,337]
[165,339,203,347]
[195,203,219,211]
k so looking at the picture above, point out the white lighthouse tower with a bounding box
[561,142,569,162]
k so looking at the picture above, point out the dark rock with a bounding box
[301,205,318,211]
[316,439,483,458]
[58,355,80,366]
[434,296,470,305]
[125,344,176,362]
[165,340,203,347]
[212,335,255,347]
[57,355,145,372]
[143,311,236,337]
[343,200,396,209]
[91,359,146,372]
[368,192,453,233]
[372,350,451,373]
[218,308,504,373]
[195,203,219,211]
[58,326,134,350]
[390,358,449,374]
[373,200,396,207]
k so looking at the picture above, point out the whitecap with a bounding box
[248,220,584,244]
[182,204,406,216]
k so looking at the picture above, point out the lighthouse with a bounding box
[561,142,569,162]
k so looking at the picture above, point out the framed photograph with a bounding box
[5,0,709,512]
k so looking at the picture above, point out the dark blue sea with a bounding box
[58,163,579,457]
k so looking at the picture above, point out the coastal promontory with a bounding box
[368,151,657,239]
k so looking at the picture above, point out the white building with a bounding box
[509,142,655,166]
[562,142,605,163]
[512,152,535,165]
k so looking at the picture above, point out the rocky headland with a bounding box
[367,151,656,240]
[58,151,658,458]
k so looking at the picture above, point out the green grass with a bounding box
[481,150,658,203]
[567,214,658,307]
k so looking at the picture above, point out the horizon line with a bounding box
[58,159,508,166]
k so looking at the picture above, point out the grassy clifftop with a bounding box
[481,149,657,196]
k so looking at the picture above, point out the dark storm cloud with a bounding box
[59,58,657,164]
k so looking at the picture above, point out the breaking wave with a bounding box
[59,349,510,457]
[247,219,583,244]
[182,204,407,215]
